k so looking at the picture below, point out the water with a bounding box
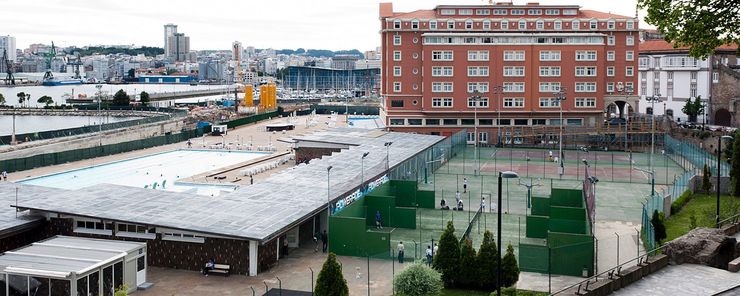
[0,83,232,108]
[0,115,141,136]
[18,149,269,196]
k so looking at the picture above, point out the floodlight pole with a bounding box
[554,89,567,178]
[646,94,662,171]
[327,166,333,251]
[470,90,482,176]
[385,141,393,174]
[497,171,519,296]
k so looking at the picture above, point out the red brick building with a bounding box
[379,2,640,143]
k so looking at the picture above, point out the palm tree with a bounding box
[25,93,31,108]
[16,92,25,107]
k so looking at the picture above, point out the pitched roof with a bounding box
[578,10,632,19]
[640,39,739,53]
[393,10,436,19]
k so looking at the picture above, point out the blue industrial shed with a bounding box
[139,75,194,84]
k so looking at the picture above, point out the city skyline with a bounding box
[5,0,652,51]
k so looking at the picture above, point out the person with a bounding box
[455,190,461,204]
[440,198,449,210]
[397,241,405,263]
[250,175,254,185]
[187,139,192,148]
[282,236,289,257]
[426,246,433,266]
[203,259,215,276]
[463,178,468,193]
[457,199,464,211]
[1,171,7,181]
[313,232,319,252]
[480,197,486,211]
[433,243,438,255]
[321,230,328,253]
[375,210,383,229]
[548,150,554,162]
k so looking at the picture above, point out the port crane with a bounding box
[67,51,82,80]
[2,49,14,85]
[42,42,57,81]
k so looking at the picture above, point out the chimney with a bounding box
[527,2,540,5]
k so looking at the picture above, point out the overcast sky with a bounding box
[5,0,651,52]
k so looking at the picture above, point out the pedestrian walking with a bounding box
[397,241,405,263]
[433,243,438,255]
[463,177,468,193]
[187,139,192,148]
[250,175,254,185]
[455,190,461,204]
[321,230,328,253]
[426,245,433,266]
[480,197,486,211]
[1,171,7,181]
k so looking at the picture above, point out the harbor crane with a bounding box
[2,49,14,85]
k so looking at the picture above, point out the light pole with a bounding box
[517,178,542,215]
[326,165,333,251]
[470,90,482,176]
[361,152,370,190]
[646,94,662,171]
[96,84,103,146]
[717,135,733,227]
[553,88,567,178]
[384,141,393,173]
[497,171,519,296]
[493,86,503,146]
[618,85,633,151]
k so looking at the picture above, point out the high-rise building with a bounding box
[379,2,640,139]
[167,33,190,62]
[232,41,243,61]
[164,24,178,57]
[0,35,16,62]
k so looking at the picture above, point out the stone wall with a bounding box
[690,175,732,195]
[710,63,740,126]
[294,147,342,164]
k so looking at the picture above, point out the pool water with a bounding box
[19,149,268,196]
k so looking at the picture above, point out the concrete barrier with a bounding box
[559,255,670,296]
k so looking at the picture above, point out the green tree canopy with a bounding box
[681,96,704,123]
[501,244,520,288]
[638,0,740,59]
[394,261,443,296]
[477,230,499,290]
[37,95,54,107]
[16,92,26,106]
[315,253,348,296]
[127,68,135,78]
[457,239,478,288]
[139,91,150,106]
[731,130,740,196]
[112,89,130,106]
[433,221,460,287]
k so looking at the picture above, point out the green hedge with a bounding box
[671,190,693,214]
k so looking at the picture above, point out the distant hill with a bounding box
[64,46,164,57]
[274,48,364,59]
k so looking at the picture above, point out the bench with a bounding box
[204,263,231,276]
[729,257,740,272]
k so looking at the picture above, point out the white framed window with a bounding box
[467,82,489,93]
[528,9,542,15]
[536,20,544,30]
[575,66,597,77]
[465,20,473,29]
[393,35,401,45]
[539,50,561,61]
[432,82,453,92]
[607,82,615,92]
[432,66,453,77]
[75,219,114,235]
[626,20,634,29]
[411,20,419,29]
[503,50,525,61]
[476,9,491,15]
[626,66,634,76]
[626,51,634,61]
[447,20,455,29]
[493,9,507,15]
[607,51,615,61]
[459,9,473,15]
[539,66,561,77]
[691,71,698,79]
[430,20,437,30]
[626,35,634,46]
[432,50,453,61]
[563,9,577,15]
[575,82,597,92]
[713,72,719,83]
[575,97,596,108]
[572,20,580,30]
[545,9,560,15]
[503,97,525,108]
[393,20,401,29]
[607,66,615,76]
[518,20,527,29]
[393,82,402,92]
[511,9,525,15]
[539,82,561,92]
[589,20,598,29]
[432,97,453,107]
[468,66,489,77]
[393,51,401,61]
[503,82,525,92]
[626,82,634,92]
[607,35,615,46]
[440,9,455,15]
[393,66,401,77]
[483,20,491,29]
[501,20,509,29]
[554,20,562,30]
[116,223,156,239]
[162,232,205,243]
[539,97,560,108]
[607,20,615,30]
[575,51,597,61]
[503,66,525,77]
[468,50,490,61]
[467,97,489,107]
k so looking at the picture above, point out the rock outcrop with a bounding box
[664,228,737,269]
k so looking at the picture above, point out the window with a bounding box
[545,9,560,15]
[503,82,525,92]
[426,119,440,125]
[483,20,491,29]
[572,20,580,30]
[503,50,525,61]
[476,9,491,15]
[393,20,401,29]
[567,119,583,126]
[539,82,561,92]
[408,119,422,125]
[536,20,544,30]
[518,20,527,29]
[691,71,698,79]
[528,9,542,15]
[511,9,525,15]
[503,66,525,77]
[391,100,404,107]
[459,9,473,15]
[440,9,455,15]
[554,20,562,30]
[539,97,560,107]
[575,97,596,107]
[411,20,419,29]
[626,66,634,76]
[447,20,455,29]
[713,72,719,83]
[393,66,401,77]
[468,66,489,77]
[690,83,697,97]
[563,9,577,15]
[501,20,509,29]
[607,35,615,46]
[468,50,489,61]
[575,82,597,92]
[608,20,615,30]
[465,20,473,29]
[432,82,453,92]
[468,97,489,107]
[432,97,453,107]
[432,66,453,77]
[443,119,458,125]
[393,35,401,45]
[493,9,507,15]
[626,51,634,61]
[607,51,615,61]
[162,232,205,243]
[575,51,597,61]
[590,20,598,29]
[467,82,489,93]
[539,66,561,77]
[626,20,634,29]
[430,20,437,30]
[575,66,597,77]
[625,82,634,92]
[607,82,615,92]
[504,97,525,107]
[393,82,402,92]
[75,220,114,235]
[626,35,634,46]
[432,50,453,61]
[393,51,401,61]
[539,50,561,61]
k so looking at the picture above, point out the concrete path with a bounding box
[612,264,740,296]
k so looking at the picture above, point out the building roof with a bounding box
[0,236,144,279]
[578,10,632,19]
[14,129,444,243]
[0,183,60,238]
[640,39,739,53]
[383,6,633,20]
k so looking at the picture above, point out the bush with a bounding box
[315,253,348,296]
[457,239,478,288]
[651,210,667,245]
[702,164,712,192]
[501,244,520,288]
[433,221,460,287]
[671,190,693,214]
[394,261,443,296]
[496,288,548,296]
[114,284,129,296]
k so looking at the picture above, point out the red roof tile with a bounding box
[392,9,436,19]
[579,10,632,19]
[640,39,739,52]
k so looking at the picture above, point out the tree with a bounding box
[37,95,54,107]
[16,92,26,107]
[315,253,348,296]
[139,91,150,106]
[166,68,177,75]
[702,164,713,192]
[681,96,704,123]
[0,93,5,105]
[433,221,460,287]
[501,244,520,288]
[651,210,667,244]
[477,230,499,290]
[457,239,478,288]
[127,68,135,78]
[112,89,130,106]
[394,261,443,296]
[731,130,740,196]
[638,0,740,59]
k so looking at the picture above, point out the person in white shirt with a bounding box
[426,246,433,266]
[463,178,468,193]
[397,242,405,263]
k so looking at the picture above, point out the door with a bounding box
[136,250,146,286]
[287,227,299,248]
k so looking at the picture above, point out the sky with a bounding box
[4,0,652,52]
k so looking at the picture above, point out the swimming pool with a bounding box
[347,116,384,129]
[18,149,269,196]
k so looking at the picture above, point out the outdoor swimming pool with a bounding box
[18,149,269,196]
[347,116,384,129]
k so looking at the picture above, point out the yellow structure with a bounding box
[243,84,253,107]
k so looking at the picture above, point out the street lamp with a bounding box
[493,86,503,147]
[517,178,542,215]
[384,141,393,173]
[646,94,662,171]
[717,135,733,227]
[361,152,370,190]
[553,88,567,178]
[497,171,519,296]
[470,90,482,176]
[618,85,633,151]
[326,165,333,251]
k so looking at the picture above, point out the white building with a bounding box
[0,35,16,63]
[163,24,177,57]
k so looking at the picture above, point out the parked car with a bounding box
[679,122,697,129]
[604,118,627,126]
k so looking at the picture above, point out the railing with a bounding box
[718,213,740,228]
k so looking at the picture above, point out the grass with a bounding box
[439,289,547,296]
[664,193,740,242]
